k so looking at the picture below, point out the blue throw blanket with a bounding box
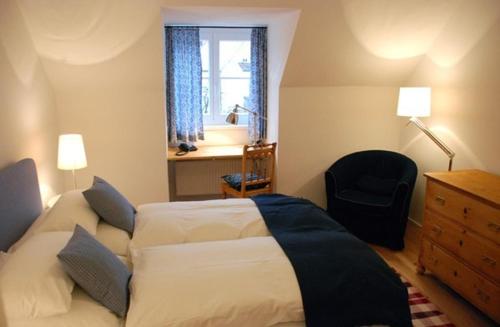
[252,194,411,327]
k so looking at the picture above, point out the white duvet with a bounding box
[130,198,270,253]
[127,237,304,327]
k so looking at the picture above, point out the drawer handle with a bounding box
[434,196,446,206]
[487,222,500,232]
[481,256,496,267]
[459,240,463,247]
[463,207,471,218]
[431,225,442,236]
[476,289,490,303]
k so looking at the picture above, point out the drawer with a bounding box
[420,239,500,323]
[423,211,500,283]
[426,180,500,244]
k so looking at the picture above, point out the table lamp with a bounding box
[397,87,455,171]
[226,104,267,145]
[57,134,87,189]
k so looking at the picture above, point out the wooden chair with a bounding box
[221,143,276,198]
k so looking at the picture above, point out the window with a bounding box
[200,28,251,126]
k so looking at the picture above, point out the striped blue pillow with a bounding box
[83,176,135,233]
[57,225,131,317]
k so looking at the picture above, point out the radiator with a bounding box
[175,159,241,196]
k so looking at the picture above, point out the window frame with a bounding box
[200,28,251,126]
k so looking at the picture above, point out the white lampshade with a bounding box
[57,134,87,170]
[397,87,431,117]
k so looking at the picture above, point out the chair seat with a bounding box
[222,173,269,191]
[337,189,393,207]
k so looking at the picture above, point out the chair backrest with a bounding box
[241,143,277,193]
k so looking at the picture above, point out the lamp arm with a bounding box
[234,104,267,120]
[409,117,455,171]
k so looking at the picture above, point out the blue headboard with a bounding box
[0,158,43,251]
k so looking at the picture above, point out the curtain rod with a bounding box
[165,25,266,29]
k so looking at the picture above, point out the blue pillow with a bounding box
[222,173,269,191]
[356,175,398,196]
[83,176,135,233]
[57,225,131,317]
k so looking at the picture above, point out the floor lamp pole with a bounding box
[409,117,455,171]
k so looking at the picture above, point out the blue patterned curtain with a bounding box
[249,27,268,142]
[165,26,204,144]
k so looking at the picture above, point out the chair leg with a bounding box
[221,185,227,199]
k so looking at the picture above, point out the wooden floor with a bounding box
[370,221,497,327]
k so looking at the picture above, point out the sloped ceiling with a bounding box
[17,0,158,65]
[16,0,500,87]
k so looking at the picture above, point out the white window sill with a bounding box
[204,125,248,131]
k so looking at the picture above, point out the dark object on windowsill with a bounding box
[325,150,417,250]
[175,143,197,156]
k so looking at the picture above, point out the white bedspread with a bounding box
[130,198,270,253]
[127,236,304,327]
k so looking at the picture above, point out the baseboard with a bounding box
[408,217,422,227]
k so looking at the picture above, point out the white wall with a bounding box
[41,15,169,206]
[278,87,400,207]
[0,0,62,205]
[12,0,499,211]
[400,4,500,223]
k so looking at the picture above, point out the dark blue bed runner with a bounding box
[252,194,411,327]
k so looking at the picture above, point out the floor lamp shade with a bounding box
[57,134,87,170]
[397,87,431,117]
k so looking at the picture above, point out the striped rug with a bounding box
[402,275,455,327]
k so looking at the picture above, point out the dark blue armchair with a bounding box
[325,150,417,250]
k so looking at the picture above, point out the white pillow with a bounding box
[8,287,123,327]
[8,208,51,253]
[95,222,131,257]
[33,190,100,235]
[0,232,75,319]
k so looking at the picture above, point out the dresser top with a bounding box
[424,170,500,206]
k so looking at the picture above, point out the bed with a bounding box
[0,158,411,327]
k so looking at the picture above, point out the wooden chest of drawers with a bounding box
[418,170,500,323]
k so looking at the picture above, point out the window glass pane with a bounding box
[202,78,210,116]
[220,78,250,115]
[219,41,251,78]
[201,39,210,79]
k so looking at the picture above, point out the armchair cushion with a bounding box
[355,175,398,196]
[222,173,269,191]
[338,189,393,207]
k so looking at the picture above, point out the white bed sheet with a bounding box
[127,236,304,327]
[130,198,270,253]
[6,287,123,327]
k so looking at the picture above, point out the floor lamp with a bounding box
[57,134,88,189]
[397,87,455,171]
[225,104,267,145]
